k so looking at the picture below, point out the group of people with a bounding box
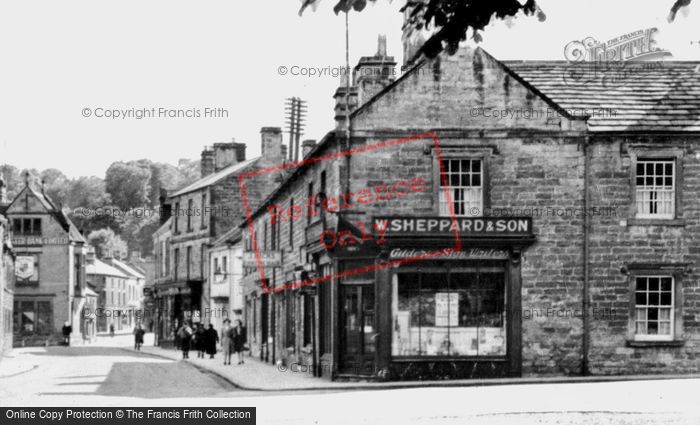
[176,318,246,365]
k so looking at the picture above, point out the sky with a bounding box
[0,0,698,178]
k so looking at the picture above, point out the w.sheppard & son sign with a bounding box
[372,217,532,236]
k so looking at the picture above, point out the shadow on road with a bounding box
[25,347,149,358]
[94,361,236,398]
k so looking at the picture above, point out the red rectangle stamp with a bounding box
[238,131,461,294]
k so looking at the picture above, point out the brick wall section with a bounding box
[587,136,700,374]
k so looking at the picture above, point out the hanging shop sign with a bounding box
[15,256,35,280]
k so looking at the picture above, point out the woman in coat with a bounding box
[177,321,193,359]
[231,319,247,365]
[204,324,219,359]
[133,324,145,350]
[221,319,233,365]
[194,323,206,358]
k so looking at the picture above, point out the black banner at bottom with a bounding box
[2,408,255,425]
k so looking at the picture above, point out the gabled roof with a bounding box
[7,184,86,243]
[86,258,128,278]
[212,226,242,247]
[109,258,145,279]
[503,61,700,132]
[170,157,259,198]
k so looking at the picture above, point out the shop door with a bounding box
[339,284,376,375]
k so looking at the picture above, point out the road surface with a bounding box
[1,335,699,424]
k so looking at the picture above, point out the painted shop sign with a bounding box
[242,251,282,268]
[389,248,510,260]
[373,217,532,236]
[12,236,69,246]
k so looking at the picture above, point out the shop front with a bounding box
[154,281,201,347]
[333,216,535,381]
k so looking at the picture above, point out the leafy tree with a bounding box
[64,176,111,209]
[105,161,151,210]
[0,164,21,200]
[40,168,69,205]
[300,0,692,58]
[87,228,128,259]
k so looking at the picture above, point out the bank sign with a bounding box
[372,217,532,237]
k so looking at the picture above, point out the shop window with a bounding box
[634,276,674,341]
[392,268,505,357]
[15,300,53,335]
[438,159,483,217]
[635,159,675,219]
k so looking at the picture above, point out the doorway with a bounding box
[339,284,375,375]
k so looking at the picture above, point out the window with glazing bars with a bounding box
[634,276,673,340]
[439,159,483,216]
[635,159,674,218]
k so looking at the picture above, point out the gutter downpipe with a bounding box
[582,131,591,376]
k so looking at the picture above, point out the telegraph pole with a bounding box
[284,97,307,161]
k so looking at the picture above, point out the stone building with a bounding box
[152,129,284,346]
[239,24,700,381]
[0,177,15,355]
[85,251,128,334]
[6,176,88,346]
[208,227,244,334]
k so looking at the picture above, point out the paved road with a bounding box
[2,336,700,425]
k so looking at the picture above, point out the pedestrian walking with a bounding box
[109,323,115,337]
[221,319,233,365]
[62,321,72,346]
[194,323,206,358]
[177,321,193,359]
[204,324,219,359]
[133,323,145,350]
[232,319,247,365]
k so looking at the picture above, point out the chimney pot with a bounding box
[301,139,316,159]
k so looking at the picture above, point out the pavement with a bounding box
[3,335,700,424]
[127,333,700,392]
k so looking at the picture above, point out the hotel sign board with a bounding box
[372,217,533,237]
[243,251,281,268]
[12,236,69,246]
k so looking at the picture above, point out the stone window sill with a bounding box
[626,340,685,348]
[627,218,686,227]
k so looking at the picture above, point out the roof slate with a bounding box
[502,61,700,132]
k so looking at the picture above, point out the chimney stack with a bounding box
[159,188,172,225]
[201,148,215,177]
[354,35,397,106]
[86,247,96,265]
[260,127,284,167]
[401,0,430,67]
[334,73,358,132]
[212,142,243,172]
[301,139,316,159]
